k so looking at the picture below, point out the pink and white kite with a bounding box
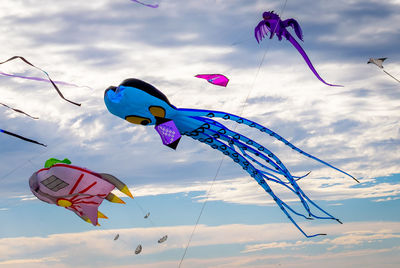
[195,74,229,87]
[29,159,133,225]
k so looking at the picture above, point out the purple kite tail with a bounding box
[130,0,159,8]
[0,71,80,87]
[286,35,342,87]
[0,56,81,106]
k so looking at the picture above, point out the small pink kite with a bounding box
[29,158,133,226]
[195,74,229,87]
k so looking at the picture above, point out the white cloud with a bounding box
[1,221,400,267]
[242,229,400,253]
[117,174,400,207]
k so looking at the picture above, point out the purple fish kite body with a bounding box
[195,74,229,87]
[254,11,341,87]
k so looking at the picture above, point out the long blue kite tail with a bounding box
[187,118,342,221]
[286,34,342,87]
[184,129,327,238]
[178,109,358,183]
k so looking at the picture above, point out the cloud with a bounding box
[1,221,400,267]
[242,229,400,253]
[113,173,400,207]
[0,1,399,267]
[0,256,61,266]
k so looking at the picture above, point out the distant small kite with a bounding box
[368,57,400,83]
[114,234,120,241]
[135,244,142,254]
[131,0,158,8]
[144,212,150,218]
[158,235,168,243]
[368,58,386,69]
[254,11,341,87]
[195,74,229,87]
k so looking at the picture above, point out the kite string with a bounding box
[383,70,400,83]
[0,146,50,183]
[132,197,157,227]
[178,158,225,268]
[178,1,288,267]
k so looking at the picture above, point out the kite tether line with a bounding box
[383,70,400,83]
[178,1,289,267]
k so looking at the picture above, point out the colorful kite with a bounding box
[0,128,46,146]
[131,0,158,8]
[254,11,341,87]
[29,158,133,225]
[104,78,358,237]
[195,74,229,87]
[0,56,81,106]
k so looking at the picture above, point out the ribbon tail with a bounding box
[287,35,342,87]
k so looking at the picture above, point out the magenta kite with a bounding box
[195,74,229,87]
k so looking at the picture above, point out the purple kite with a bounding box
[131,0,158,8]
[155,117,182,150]
[29,158,133,225]
[254,11,341,87]
[195,74,229,87]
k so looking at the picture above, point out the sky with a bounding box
[0,0,399,267]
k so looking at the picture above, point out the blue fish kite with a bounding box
[104,78,358,237]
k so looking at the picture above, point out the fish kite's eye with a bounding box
[149,106,166,118]
[125,115,151,125]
